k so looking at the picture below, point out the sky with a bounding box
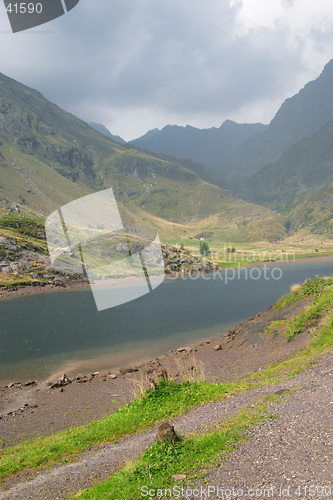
[1,0,333,141]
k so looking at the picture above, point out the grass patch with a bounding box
[0,379,234,480]
[275,275,333,309]
[0,209,45,239]
[73,402,270,500]
[285,288,333,341]
[0,272,47,288]
[264,320,284,334]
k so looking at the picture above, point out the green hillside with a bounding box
[239,120,333,213]
[0,72,287,246]
[287,182,333,236]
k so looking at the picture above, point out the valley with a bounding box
[1,63,333,292]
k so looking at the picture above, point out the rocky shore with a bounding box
[0,238,217,298]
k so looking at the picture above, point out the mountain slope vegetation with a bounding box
[239,119,333,212]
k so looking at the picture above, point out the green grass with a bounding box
[0,379,234,480]
[0,273,47,288]
[73,402,270,500]
[285,288,333,341]
[275,275,333,309]
[0,210,45,238]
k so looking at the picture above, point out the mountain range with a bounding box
[129,60,333,189]
[1,60,333,246]
[0,72,286,245]
[130,120,266,175]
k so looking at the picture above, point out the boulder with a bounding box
[157,422,179,443]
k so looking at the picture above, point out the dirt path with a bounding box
[188,352,333,500]
[1,352,333,499]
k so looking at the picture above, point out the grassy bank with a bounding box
[73,400,272,500]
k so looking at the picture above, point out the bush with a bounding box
[199,240,210,257]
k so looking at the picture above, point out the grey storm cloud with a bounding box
[1,0,333,138]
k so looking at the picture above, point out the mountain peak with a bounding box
[322,58,333,75]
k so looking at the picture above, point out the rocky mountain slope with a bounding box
[226,59,333,182]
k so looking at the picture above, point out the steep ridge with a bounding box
[227,59,333,182]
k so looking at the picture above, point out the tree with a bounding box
[199,240,210,257]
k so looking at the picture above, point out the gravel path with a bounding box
[187,352,333,500]
[2,351,333,500]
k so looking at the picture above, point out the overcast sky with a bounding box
[1,0,333,140]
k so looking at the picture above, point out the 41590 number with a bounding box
[5,3,43,14]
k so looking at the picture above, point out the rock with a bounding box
[23,380,37,386]
[213,344,222,351]
[91,372,100,377]
[116,243,130,253]
[157,422,179,443]
[119,367,139,375]
[50,373,71,388]
[0,265,12,273]
[50,381,62,389]
[172,474,187,480]
[108,373,117,379]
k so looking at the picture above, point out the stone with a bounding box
[119,367,139,375]
[172,474,187,480]
[213,344,222,351]
[23,380,37,386]
[50,373,71,388]
[157,422,179,443]
[108,373,117,379]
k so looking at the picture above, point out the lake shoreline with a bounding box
[1,253,333,300]
[0,293,313,447]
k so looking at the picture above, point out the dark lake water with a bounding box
[1,260,332,384]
